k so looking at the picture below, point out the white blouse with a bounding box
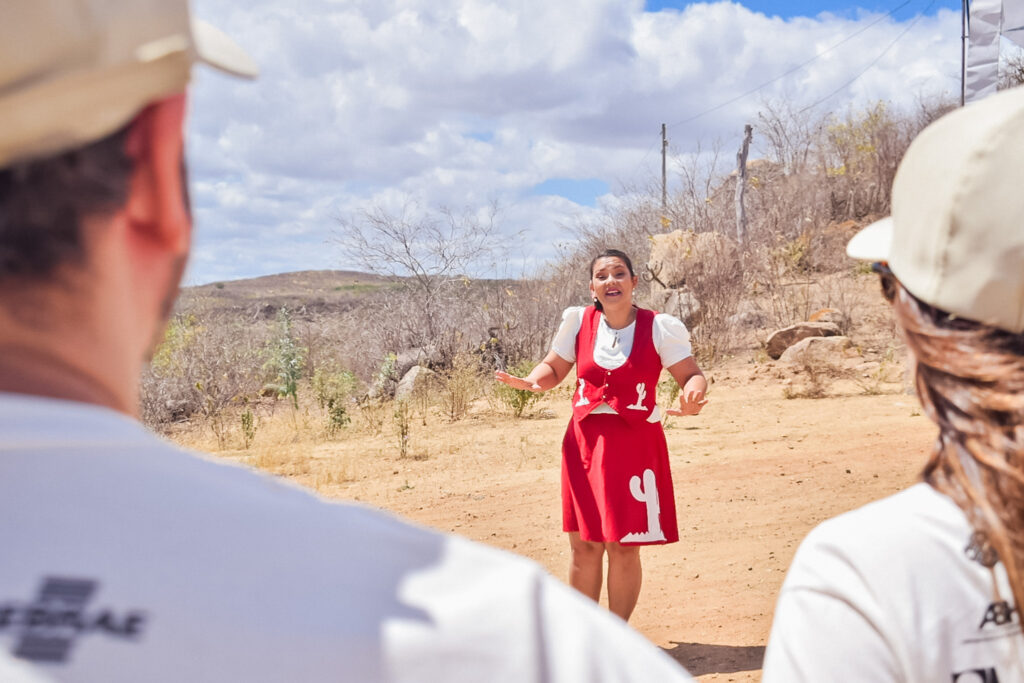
[550,306,693,422]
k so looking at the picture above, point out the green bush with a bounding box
[494,359,543,418]
[312,366,358,436]
[240,409,256,448]
[262,307,307,409]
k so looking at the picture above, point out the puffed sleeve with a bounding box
[550,307,585,364]
[652,313,693,367]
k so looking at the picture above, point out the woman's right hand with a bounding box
[494,371,543,392]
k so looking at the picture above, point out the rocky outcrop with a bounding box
[648,229,740,290]
[646,230,740,327]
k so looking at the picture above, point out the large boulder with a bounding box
[368,346,441,400]
[780,335,853,364]
[395,365,437,401]
[765,322,842,359]
[648,286,702,327]
[395,346,440,378]
[647,229,740,290]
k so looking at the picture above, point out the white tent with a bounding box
[965,0,1024,102]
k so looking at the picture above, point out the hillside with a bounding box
[179,270,403,318]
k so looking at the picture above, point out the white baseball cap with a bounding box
[847,86,1024,333]
[0,0,257,169]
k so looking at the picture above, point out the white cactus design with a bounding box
[620,469,666,543]
[626,382,648,411]
[574,378,590,407]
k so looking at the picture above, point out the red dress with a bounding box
[561,306,679,545]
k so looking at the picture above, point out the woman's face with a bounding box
[589,256,637,309]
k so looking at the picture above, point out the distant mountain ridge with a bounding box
[179,269,402,318]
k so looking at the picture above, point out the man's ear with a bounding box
[123,93,190,254]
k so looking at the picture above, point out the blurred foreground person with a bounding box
[763,86,1024,681]
[0,2,692,680]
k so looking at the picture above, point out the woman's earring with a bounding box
[593,297,599,304]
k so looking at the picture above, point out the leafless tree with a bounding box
[335,200,502,370]
[1000,48,1024,90]
[756,98,822,176]
[336,201,498,295]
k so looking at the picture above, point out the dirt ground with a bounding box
[188,348,937,681]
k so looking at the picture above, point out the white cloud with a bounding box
[184,0,961,284]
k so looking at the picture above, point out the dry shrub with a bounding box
[356,399,389,435]
[142,311,264,446]
[782,351,844,399]
[440,353,483,422]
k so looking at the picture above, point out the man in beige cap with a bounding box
[763,85,1024,682]
[0,2,693,681]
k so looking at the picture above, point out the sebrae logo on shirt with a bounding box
[979,600,1017,630]
[0,577,146,664]
[951,667,1000,683]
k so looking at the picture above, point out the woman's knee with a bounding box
[569,534,605,559]
[605,542,641,563]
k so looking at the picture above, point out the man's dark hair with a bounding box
[0,125,134,280]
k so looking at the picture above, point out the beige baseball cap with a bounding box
[0,0,257,169]
[847,86,1024,333]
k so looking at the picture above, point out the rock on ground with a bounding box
[765,322,842,359]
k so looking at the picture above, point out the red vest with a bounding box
[572,306,662,426]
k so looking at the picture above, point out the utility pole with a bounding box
[661,123,668,230]
[961,0,968,106]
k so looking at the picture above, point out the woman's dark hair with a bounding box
[588,249,634,312]
[589,249,634,277]
[0,124,134,282]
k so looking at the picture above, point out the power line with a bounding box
[666,0,914,129]
[799,0,937,112]
[622,130,668,185]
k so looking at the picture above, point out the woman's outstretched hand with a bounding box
[665,389,708,417]
[494,371,543,392]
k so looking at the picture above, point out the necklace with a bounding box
[603,317,622,348]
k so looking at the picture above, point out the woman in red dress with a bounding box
[495,249,707,621]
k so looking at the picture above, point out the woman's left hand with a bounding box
[665,388,707,416]
[494,371,543,392]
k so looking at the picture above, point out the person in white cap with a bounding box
[0,2,693,681]
[762,85,1024,682]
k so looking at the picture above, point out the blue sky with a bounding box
[186,0,964,283]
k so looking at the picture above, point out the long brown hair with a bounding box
[885,273,1024,609]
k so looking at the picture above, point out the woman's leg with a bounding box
[605,542,642,621]
[568,532,604,602]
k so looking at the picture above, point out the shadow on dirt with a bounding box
[662,642,765,676]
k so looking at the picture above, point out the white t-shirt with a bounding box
[551,306,693,422]
[763,483,1024,682]
[0,393,692,682]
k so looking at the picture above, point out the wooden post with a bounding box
[735,124,753,244]
[661,123,668,230]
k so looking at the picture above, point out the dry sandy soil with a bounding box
[176,345,937,681]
